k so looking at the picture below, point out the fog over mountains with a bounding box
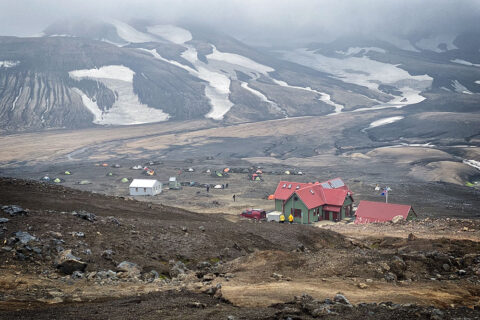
[0,0,479,132]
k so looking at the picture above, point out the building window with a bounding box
[135,188,138,192]
[144,188,147,192]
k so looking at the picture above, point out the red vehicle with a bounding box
[240,208,266,221]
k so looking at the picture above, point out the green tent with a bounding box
[216,172,223,177]
[54,178,61,183]
[107,172,113,176]
[255,177,261,181]
[79,180,91,185]
[121,178,129,183]
[64,171,71,175]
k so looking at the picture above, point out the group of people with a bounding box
[279,213,294,223]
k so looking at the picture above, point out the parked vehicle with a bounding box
[240,208,266,221]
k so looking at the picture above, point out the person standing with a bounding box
[206,185,210,193]
[288,213,294,224]
[279,214,285,223]
[233,194,236,202]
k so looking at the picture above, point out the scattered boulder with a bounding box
[392,215,404,224]
[71,271,84,279]
[1,205,29,216]
[407,233,417,241]
[55,250,87,275]
[169,260,187,278]
[101,249,114,260]
[14,231,37,244]
[72,211,96,222]
[0,218,9,223]
[389,256,407,279]
[333,293,351,305]
[357,283,369,289]
[384,272,397,282]
[116,261,141,277]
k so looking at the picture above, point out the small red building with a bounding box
[354,200,417,224]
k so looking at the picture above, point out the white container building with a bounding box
[129,179,162,196]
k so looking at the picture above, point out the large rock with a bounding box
[392,215,405,224]
[2,205,29,216]
[55,250,87,275]
[390,256,407,278]
[14,231,37,244]
[72,210,96,222]
[116,261,141,277]
[169,260,187,278]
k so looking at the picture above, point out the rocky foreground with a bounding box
[0,177,479,319]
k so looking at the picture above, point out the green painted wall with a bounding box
[283,196,309,224]
[275,199,283,212]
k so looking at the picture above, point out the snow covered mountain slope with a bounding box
[1,19,479,133]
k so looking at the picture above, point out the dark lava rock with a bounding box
[14,231,37,244]
[390,256,407,278]
[333,294,351,305]
[1,205,29,216]
[55,249,87,275]
[72,210,96,222]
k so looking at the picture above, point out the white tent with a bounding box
[129,179,162,196]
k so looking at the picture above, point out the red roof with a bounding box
[288,185,350,210]
[295,185,326,209]
[354,201,416,224]
[273,181,312,200]
[323,188,349,206]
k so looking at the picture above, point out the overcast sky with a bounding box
[1,0,479,44]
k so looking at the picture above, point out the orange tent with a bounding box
[102,163,109,167]
[223,168,230,173]
[268,194,275,200]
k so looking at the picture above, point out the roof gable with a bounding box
[355,201,414,224]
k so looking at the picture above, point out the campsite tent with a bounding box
[78,180,92,185]
[53,178,62,183]
[129,179,162,196]
[131,165,143,170]
[64,171,71,175]
[121,178,129,183]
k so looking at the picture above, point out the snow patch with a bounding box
[377,35,420,52]
[69,65,134,82]
[476,81,480,85]
[272,79,344,114]
[207,46,274,74]
[451,59,480,68]
[0,60,20,68]
[415,35,457,52]
[368,116,404,129]
[69,65,169,125]
[147,25,192,44]
[108,19,157,43]
[280,48,431,111]
[452,80,472,95]
[72,88,103,123]
[336,47,386,55]
[240,82,287,117]
[139,48,196,74]
[463,159,480,171]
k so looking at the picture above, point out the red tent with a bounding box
[354,200,416,224]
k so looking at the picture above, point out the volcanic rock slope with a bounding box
[2,19,478,132]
